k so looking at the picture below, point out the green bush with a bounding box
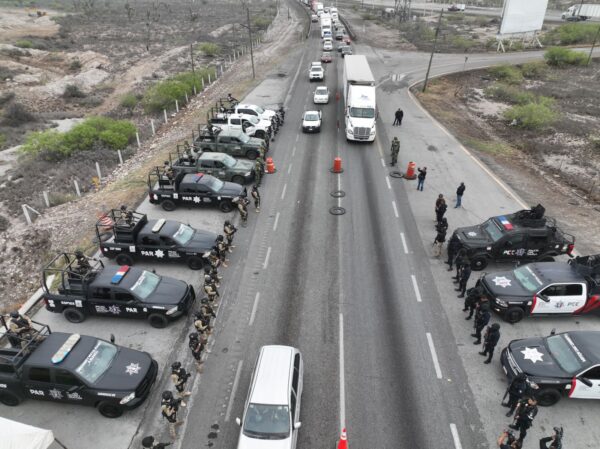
[489,65,523,84]
[197,42,220,56]
[544,47,587,67]
[485,83,535,105]
[15,40,33,48]
[544,23,599,45]
[69,58,82,71]
[20,117,136,160]
[451,35,476,51]
[252,16,272,29]
[590,135,600,151]
[0,132,6,150]
[120,93,138,111]
[519,61,548,79]
[503,103,557,130]
[63,84,86,98]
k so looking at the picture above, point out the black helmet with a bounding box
[216,235,224,242]
[162,390,173,401]
[171,361,181,372]
[10,311,20,319]
[141,436,155,448]
[224,220,231,226]
[164,161,169,165]
[120,205,127,211]
[204,266,211,274]
[189,332,199,341]
[210,249,217,257]
[74,250,84,258]
[204,274,212,283]
[491,323,500,330]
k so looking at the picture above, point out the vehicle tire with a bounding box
[535,388,561,407]
[504,306,525,324]
[255,130,266,139]
[538,255,555,262]
[115,253,134,266]
[63,307,86,323]
[231,175,245,185]
[0,391,21,407]
[471,257,488,271]
[161,199,176,212]
[98,401,124,418]
[148,313,169,329]
[219,200,233,213]
[187,256,204,270]
[246,150,259,160]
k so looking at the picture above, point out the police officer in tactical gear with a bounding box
[189,332,205,372]
[433,226,446,257]
[503,373,530,417]
[496,430,522,449]
[539,427,563,449]
[207,249,222,270]
[7,311,34,337]
[142,436,172,448]
[390,137,400,166]
[171,362,191,406]
[479,323,501,363]
[194,310,212,339]
[200,299,217,321]
[224,220,237,249]
[215,235,229,267]
[446,234,461,271]
[509,397,538,443]
[453,249,469,281]
[251,185,261,212]
[162,161,174,184]
[119,205,134,226]
[235,197,249,225]
[254,159,263,187]
[456,262,472,298]
[203,274,220,305]
[463,285,483,320]
[74,250,92,274]
[472,298,491,344]
[204,265,221,287]
[161,390,184,438]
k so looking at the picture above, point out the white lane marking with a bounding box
[375,137,384,158]
[295,134,299,143]
[400,232,408,254]
[224,360,243,422]
[426,332,443,379]
[450,424,463,449]
[263,246,272,270]
[380,157,386,168]
[287,163,293,174]
[249,292,260,326]
[339,312,346,431]
[392,200,399,218]
[337,173,342,207]
[281,183,287,200]
[273,212,280,231]
[292,146,297,156]
[385,176,391,190]
[411,275,422,302]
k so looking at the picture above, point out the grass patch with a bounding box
[21,117,136,161]
[485,83,536,105]
[120,93,138,112]
[450,35,477,51]
[197,42,220,56]
[63,84,86,98]
[519,61,548,79]
[465,138,514,155]
[15,39,33,48]
[543,23,600,45]
[489,65,523,84]
[503,102,558,130]
[544,47,588,67]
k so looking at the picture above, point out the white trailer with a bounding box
[562,4,600,21]
[342,55,377,142]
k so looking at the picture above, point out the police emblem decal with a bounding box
[492,276,512,288]
[193,196,201,203]
[467,231,477,237]
[125,362,141,375]
[521,347,544,364]
[49,388,63,400]
[155,249,165,258]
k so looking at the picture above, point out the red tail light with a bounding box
[567,244,574,255]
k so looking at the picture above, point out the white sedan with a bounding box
[302,110,322,133]
[313,86,330,104]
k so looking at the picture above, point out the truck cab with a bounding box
[343,55,377,142]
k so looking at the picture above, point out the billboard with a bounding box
[500,0,548,35]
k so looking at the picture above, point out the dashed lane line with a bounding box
[450,424,463,449]
[281,183,287,200]
[380,157,386,168]
[411,275,422,302]
[224,360,243,422]
[273,212,280,231]
[385,176,391,190]
[263,246,272,270]
[400,232,408,254]
[288,163,293,174]
[248,292,260,326]
[426,332,443,379]
[392,200,399,218]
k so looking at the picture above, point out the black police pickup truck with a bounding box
[0,321,157,417]
[96,209,217,270]
[478,254,600,323]
[501,330,600,406]
[42,253,195,328]
[148,168,244,212]
[451,204,574,271]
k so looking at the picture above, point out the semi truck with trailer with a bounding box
[342,55,377,142]
[562,3,600,20]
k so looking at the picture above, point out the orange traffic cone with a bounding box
[337,428,348,449]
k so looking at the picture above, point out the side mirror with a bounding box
[235,417,242,426]
[578,376,593,387]
[110,334,115,343]
[550,328,556,336]
[538,294,550,303]
[294,421,302,429]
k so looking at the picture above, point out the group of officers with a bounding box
[160,220,238,439]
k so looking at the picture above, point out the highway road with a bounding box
[5,1,600,448]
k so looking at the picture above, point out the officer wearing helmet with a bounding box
[479,322,501,364]
[207,249,221,269]
[141,436,171,448]
[194,310,212,339]
[74,250,92,274]
[162,161,174,183]
[203,274,220,305]
[170,361,191,405]
[7,311,34,338]
[216,235,229,266]
[161,390,184,438]
[204,265,221,288]
[200,298,216,319]
[223,221,237,249]
[189,332,205,372]
[251,185,261,212]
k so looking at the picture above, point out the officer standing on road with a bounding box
[433,225,446,257]
[390,137,400,166]
[393,107,404,126]
[161,390,184,439]
[456,262,472,298]
[539,427,563,449]
[446,234,461,271]
[170,362,191,406]
[254,159,263,187]
[215,236,229,267]
[224,220,237,249]
[435,195,448,225]
[204,265,221,288]
[479,323,501,364]
[472,299,491,344]
[503,373,529,417]
[142,435,172,448]
[194,310,212,340]
[509,397,538,444]
[453,249,469,281]
[189,332,205,373]
[235,197,249,225]
[455,182,466,208]
[207,249,222,270]
[251,185,261,212]
[200,299,217,321]
[416,167,427,191]
[463,285,482,320]
[203,274,220,306]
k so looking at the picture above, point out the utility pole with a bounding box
[246,6,255,79]
[422,8,443,93]
[587,24,600,66]
[190,43,195,74]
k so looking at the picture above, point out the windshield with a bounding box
[204,176,225,192]
[546,334,585,375]
[483,219,504,242]
[243,404,290,439]
[349,107,375,119]
[130,270,161,299]
[254,105,265,114]
[316,88,328,95]
[305,113,319,121]
[513,266,544,293]
[310,68,322,73]
[172,223,194,245]
[247,116,259,125]
[221,154,236,168]
[76,341,118,384]
[237,133,250,143]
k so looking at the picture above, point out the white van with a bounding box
[236,346,304,449]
